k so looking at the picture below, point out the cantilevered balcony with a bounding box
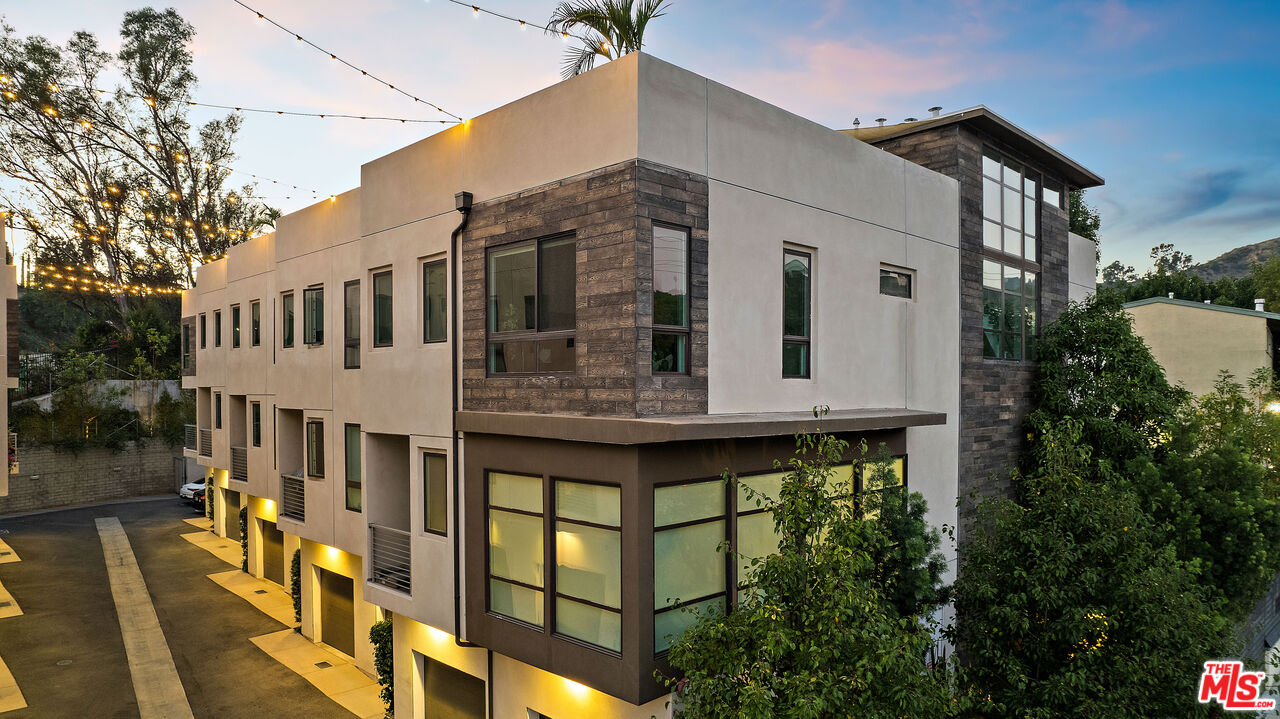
[199,428,213,457]
[281,474,305,521]
[230,446,248,482]
[369,524,412,594]
[184,424,197,451]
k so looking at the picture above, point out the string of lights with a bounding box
[31,267,183,295]
[233,0,464,122]
[444,0,596,45]
[183,99,454,124]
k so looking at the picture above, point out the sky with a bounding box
[2,0,1278,274]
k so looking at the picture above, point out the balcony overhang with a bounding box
[456,407,946,445]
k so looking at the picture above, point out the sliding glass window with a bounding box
[554,481,621,652]
[488,472,545,626]
[487,235,575,374]
[653,481,725,653]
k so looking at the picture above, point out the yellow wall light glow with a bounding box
[563,677,590,698]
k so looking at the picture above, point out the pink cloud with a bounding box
[1084,0,1155,48]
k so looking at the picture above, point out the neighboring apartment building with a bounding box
[181,54,1095,717]
[1,220,17,494]
[844,110,1103,514]
[1125,296,1279,397]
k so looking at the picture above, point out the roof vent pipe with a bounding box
[1257,298,1266,312]
[929,106,942,118]
[1168,292,1174,299]
[1204,299,1212,304]
[852,117,860,128]
[876,117,887,127]
[904,117,918,122]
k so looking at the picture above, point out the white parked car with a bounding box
[179,477,206,501]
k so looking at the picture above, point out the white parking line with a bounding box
[95,517,195,719]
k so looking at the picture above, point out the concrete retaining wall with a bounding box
[0,441,183,515]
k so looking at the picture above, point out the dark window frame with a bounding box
[782,248,812,379]
[231,305,241,348]
[199,313,207,349]
[214,392,222,429]
[879,266,914,299]
[303,286,324,346]
[343,280,360,369]
[344,423,361,512]
[485,469,547,630]
[652,477,730,655]
[372,270,394,348]
[214,310,222,348]
[306,419,324,478]
[551,477,623,655]
[484,233,577,376]
[651,222,691,376]
[281,292,295,348]
[251,402,262,447]
[251,301,261,346]
[982,259,1039,362]
[422,259,447,344]
[423,452,447,536]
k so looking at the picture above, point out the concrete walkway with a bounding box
[0,653,25,713]
[208,569,297,628]
[95,516,195,719]
[251,629,385,719]
[180,528,242,568]
[0,537,19,564]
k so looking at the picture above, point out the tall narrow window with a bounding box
[345,424,361,512]
[251,301,261,346]
[281,292,294,348]
[653,481,726,652]
[983,260,1039,360]
[424,453,447,535]
[306,420,324,478]
[486,235,576,374]
[487,472,544,626]
[555,481,621,651]
[735,471,785,599]
[214,310,223,348]
[982,148,1039,260]
[782,249,811,378]
[214,392,222,429]
[231,305,241,348]
[251,402,262,447]
[303,286,324,345]
[181,323,192,369]
[652,224,689,373]
[373,270,393,347]
[199,313,207,349]
[343,280,360,369]
[423,260,447,343]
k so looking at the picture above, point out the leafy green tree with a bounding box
[1252,257,1280,312]
[663,428,953,718]
[1099,260,1136,287]
[949,419,1237,719]
[546,0,671,79]
[1068,189,1101,243]
[1028,294,1189,480]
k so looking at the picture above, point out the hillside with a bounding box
[1194,236,1280,281]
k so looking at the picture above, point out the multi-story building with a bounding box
[1,220,17,493]
[182,54,1096,717]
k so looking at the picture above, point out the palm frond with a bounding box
[560,41,602,80]
[546,0,671,77]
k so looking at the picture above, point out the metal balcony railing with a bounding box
[184,424,197,451]
[281,474,306,522]
[369,524,412,594]
[199,428,213,457]
[230,446,248,482]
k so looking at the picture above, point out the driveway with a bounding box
[0,498,350,718]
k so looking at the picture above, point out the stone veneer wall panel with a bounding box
[462,159,708,417]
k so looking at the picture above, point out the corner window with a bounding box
[345,424,361,512]
[251,402,262,447]
[423,260,447,343]
[654,481,726,652]
[652,224,689,373]
[879,267,913,299]
[487,472,545,626]
[303,286,324,346]
[251,301,261,346]
[487,235,576,374]
[231,305,241,348]
[199,313,207,349]
[214,310,222,347]
[983,260,1038,360]
[214,392,222,429]
[982,149,1039,260]
[343,280,360,369]
[281,293,294,348]
[782,249,811,378]
[306,420,324,478]
[373,270,394,348]
[424,453,447,535]
[555,481,621,652]
[1044,179,1064,211]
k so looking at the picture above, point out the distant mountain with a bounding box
[1194,236,1280,281]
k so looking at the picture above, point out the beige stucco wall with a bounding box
[1126,302,1271,397]
[1068,231,1096,303]
[2,262,15,496]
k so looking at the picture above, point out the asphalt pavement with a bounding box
[0,497,349,719]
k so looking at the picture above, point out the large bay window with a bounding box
[486,236,575,374]
[652,224,689,373]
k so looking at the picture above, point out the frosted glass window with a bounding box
[655,596,722,653]
[736,512,779,579]
[655,482,723,527]
[554,480,621,651]
[654,520,725,610]
[489,580,543,627]
[556,482,621,526]
[556,598,621,652]
[737,471,785,509]
[488,472,544,627]
[490,472,542,513]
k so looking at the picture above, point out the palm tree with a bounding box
[545,0,671,80]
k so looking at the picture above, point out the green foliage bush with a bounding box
[369,618,394,717]
[291,549,301,624]
[239,506,248,573]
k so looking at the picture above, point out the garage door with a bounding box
[261,520,285,586]
[224,490,241,540]
[318,568,355,657]
[422,655,485,719]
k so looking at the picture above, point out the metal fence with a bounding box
[281,474,306,521]
[198,428,212,457]
[184,424,197,451]
[231,446,248,482]
[369,523,412,594]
